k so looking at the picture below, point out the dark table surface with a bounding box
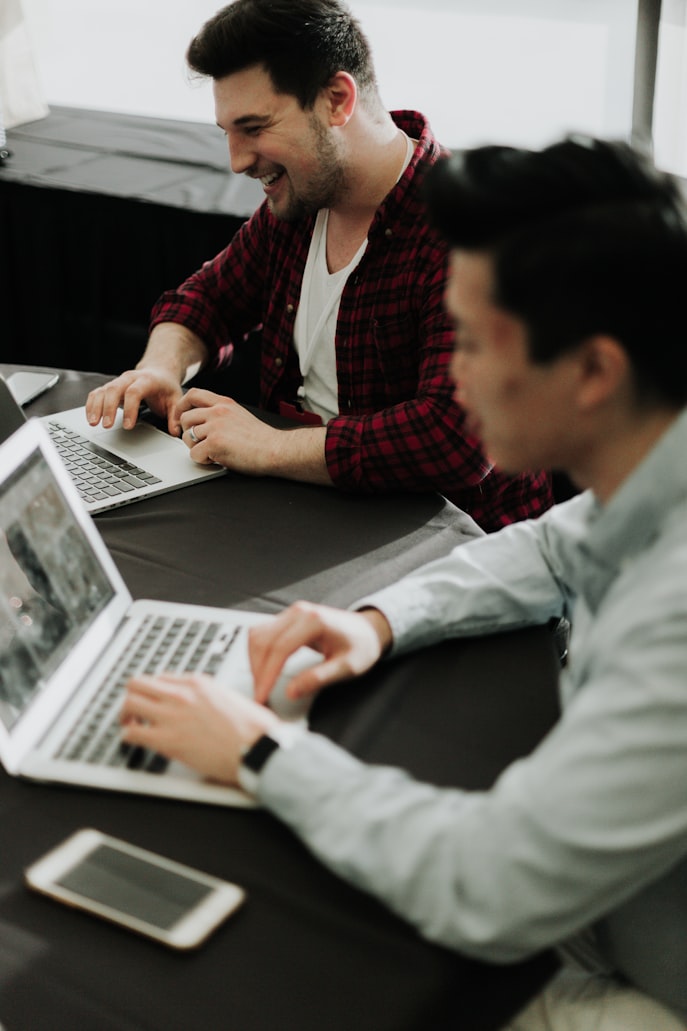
[0,365,560,1030]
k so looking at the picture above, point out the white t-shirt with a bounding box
[293,208,366,422]
[293,133,416,423]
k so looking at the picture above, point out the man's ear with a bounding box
[575,335,630,412]
[323,71,357,126]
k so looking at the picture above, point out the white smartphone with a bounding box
[24,828,246,950]
[5,370,59,406]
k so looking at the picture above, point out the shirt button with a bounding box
[274,357,283,368]
[384,228,392,238]
[286,303,294,314]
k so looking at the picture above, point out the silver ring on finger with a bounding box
[189,425,199,444]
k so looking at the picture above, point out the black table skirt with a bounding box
[0,107,262,374]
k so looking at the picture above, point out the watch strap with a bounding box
[241,734,280,775]
[238,723,305,796]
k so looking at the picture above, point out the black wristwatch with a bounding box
[238,724,304,796]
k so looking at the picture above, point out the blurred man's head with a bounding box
[426,138,687,481]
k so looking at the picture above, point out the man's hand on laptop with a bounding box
[120,673,282,784]
[175,388,331,481]
[175,388,282,471]
[249,601,393,706]
[86,368,184,434]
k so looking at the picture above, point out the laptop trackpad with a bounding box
[92,420,183,460]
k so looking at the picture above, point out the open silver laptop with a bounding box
[0,419,314,807]
[0,375,224,513]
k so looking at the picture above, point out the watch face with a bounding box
[242,734,280,774]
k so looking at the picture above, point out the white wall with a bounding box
[20,0,637,150]
[654,0,687,176]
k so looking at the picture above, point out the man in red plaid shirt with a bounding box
[86,0,552,532]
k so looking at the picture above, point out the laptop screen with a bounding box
[0,450,115,730]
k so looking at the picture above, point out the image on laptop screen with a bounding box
[0,450,114,730]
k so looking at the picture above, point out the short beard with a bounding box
[277,114,347,222]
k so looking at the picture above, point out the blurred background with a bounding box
[13,0,686,174]
[2,0,685,377]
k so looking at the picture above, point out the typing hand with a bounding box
[86,368,184,433]
[175,388,330,482]
[120,673,280,784]
[249,602,392,706]
[175,388,283,472]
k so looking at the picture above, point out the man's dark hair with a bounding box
[186,0,378,109]
[425,137,687,408]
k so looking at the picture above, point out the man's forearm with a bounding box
[137,323,209,385]
[267,425,332,485]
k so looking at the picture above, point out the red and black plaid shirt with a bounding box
[150,111,553,532]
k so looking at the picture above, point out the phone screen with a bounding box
[56,844,214,931]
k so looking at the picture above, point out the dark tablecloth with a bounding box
[0,365,560,1030]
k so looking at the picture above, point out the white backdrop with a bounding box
[0,0,48,127]
[20,0,637,151]
[655,0,687,175]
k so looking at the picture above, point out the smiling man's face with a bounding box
[214,64,346,221]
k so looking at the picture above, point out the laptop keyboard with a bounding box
[46,421,161,504]
[55,614,241,773]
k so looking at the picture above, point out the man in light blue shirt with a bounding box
[121,137,687,1029]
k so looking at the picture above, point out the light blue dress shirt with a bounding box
[259,408,687,1020]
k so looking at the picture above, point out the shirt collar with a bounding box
[578,407,687,611]
[368,111,442,232]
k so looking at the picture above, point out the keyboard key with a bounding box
[46,421,162,498]
[54,614,240,774]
